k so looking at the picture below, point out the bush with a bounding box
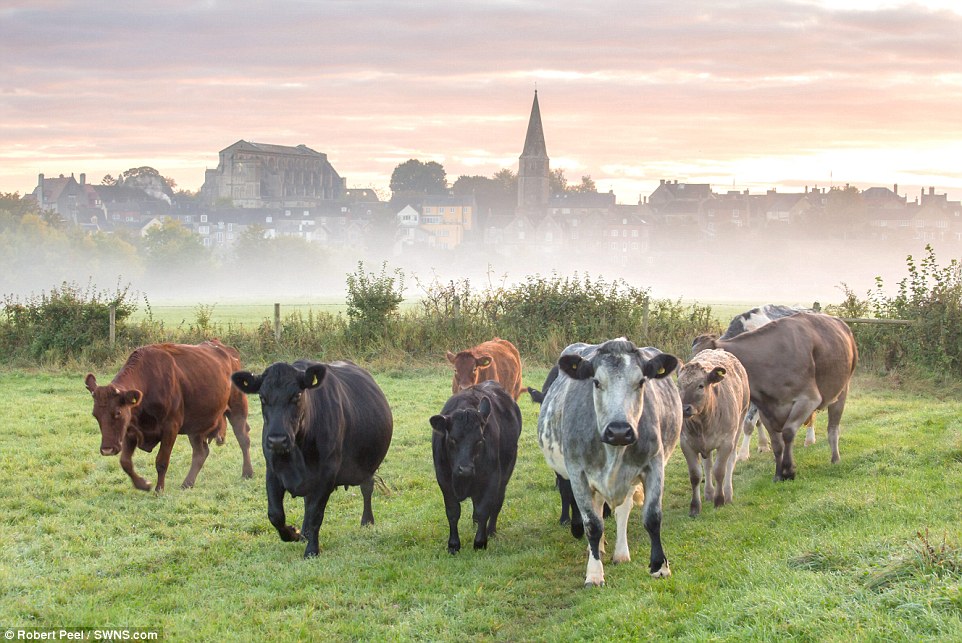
[345,261,405,344]
[0,281,138,363]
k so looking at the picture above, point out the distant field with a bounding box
[128,298,809,330]
[1,367,959,640]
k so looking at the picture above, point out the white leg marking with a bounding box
[612,495,633,564]
[585,550,605,587]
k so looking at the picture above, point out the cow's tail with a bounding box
[373,473,392,496]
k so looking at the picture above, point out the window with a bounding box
[228,223,233,231]
[199,225,210,234]
[203,237,212,247]
[632,230,639,237]
[266,216,273,223]
[200,215,208,223]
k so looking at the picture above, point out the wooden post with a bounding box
[274,303,281,342]
[109,305,116,347]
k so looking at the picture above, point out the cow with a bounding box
[430,380,522,554]
[713,304,817,459]
[538,338,682,587]
[84,340,254,492]
[677,349,751,516]
[692,312,857,481]
[446,337,524,400]
[231,360,393,558]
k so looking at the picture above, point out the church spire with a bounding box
[518,91,550,212]
[521,90,548,158]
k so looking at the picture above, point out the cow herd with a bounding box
[84,305,858,587]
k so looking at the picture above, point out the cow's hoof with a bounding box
[650,561,671,578]
[584,579,606,588]
[571,523,585,539]
[560,516,571,526]
[612,551,630,564]
[280,526,301,542]
[303,549,318,559]
[474,539,488,550]
[134,480,152,491]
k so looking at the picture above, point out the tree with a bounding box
[550,169,568,196]
[389,159,447,199]
[141,219,211,282]
[572,175,597,194]
[452,172,516,215]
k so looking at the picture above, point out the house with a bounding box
[419,195,477,250]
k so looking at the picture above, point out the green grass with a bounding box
[1,367,960,641]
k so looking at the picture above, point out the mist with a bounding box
[3,229,931,316]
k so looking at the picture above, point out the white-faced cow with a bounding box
[446,337,524,400]
[85,340,254,492]
[430,380,522,554]
[692,312,857,481]
[538,339,682,587]
[231,360,393,558]
[711,304,817,460]
[677,349,751,516]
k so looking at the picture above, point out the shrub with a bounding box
[0,281,138,363]
[345,261,405,343]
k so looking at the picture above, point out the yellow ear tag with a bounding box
[312,375,318,386]
[657,368,665,375]
[131,395,139,404]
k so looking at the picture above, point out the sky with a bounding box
[2,0,962,206]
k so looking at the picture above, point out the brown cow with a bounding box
[677,349,751,516]
[85,340,254,492]
[446,337,524,400]
[691,312,857,481]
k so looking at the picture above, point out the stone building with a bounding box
[201,140,345,208]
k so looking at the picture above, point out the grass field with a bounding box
[1,365,960,641]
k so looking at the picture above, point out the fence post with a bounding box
[274,303,281,342]
[109,304,116,347]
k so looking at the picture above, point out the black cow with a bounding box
[231,360,393,558]
[430,380,522,554]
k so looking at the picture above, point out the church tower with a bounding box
[517,90,550,214]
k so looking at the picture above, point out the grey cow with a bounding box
[692,312,857,481]
[710,304,817,459]
[537,339,682,587]
[677,349,751,516]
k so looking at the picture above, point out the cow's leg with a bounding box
[777,397,820,480]
[613,486,643,564]
[702,451,715,503]
[266,471,301,543]
[804,413,817,447]
[756,420,770,452]
[715,440,737,507]
[681,438,702,517]
[826,387,848,463]
[641,459,671,578]
[181,433,210,489]
[301,485,335,558]
[736,406,756,461]
[152,431,178,493]
[570,475,605,587]
[359,476,375,526]
[557,473,572,525]
[559,477,585,538]
[119,433,151,491]
[441,487,463,554]
[227,393,254,479]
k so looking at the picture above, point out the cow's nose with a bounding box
[267,435,290,453]
[456,464,475,478]
[683,404,695,418]
[100,446,118,456]
[602,422,636,446]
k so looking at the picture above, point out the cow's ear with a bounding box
[231,371,262,394]
[478,396,491,421]
[643,353,679,379]
[301,364,327,390]
[84,373,97,394]
[429,414,450,434]
[707,366,727,384]
[559,354,594,380]
[476,355,492,368]
[122,389,143,407]
[446,351,457,364]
